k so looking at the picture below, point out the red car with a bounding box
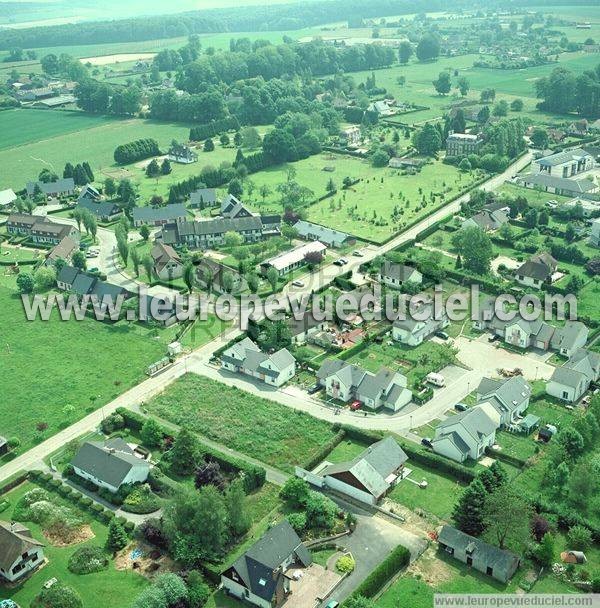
[350,401,362,410]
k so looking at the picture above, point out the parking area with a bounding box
[284,564,341,608]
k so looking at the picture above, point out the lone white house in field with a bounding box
[221,337,296,387]
[432,403,500,463]
[221,520,312,608]
[71,438,150,493]
[0,521,45,583]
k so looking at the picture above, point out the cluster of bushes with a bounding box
[189,116,240,141]
[113,138,161,165]
[32,582,83,608]
[68,546,109,575]
[121,484,161,515]
[132,571,210,608]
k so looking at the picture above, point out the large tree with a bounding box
[416,33,440,62]
[483,487,532,550]
[452,227,494,275]
[452,478,487,536]
[398,41,413,64]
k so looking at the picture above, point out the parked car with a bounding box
[352,250,364,257]
[326,602,340,608]
[421,437,433,448]
[87,267,99,274]
[334,258,348,266]
[455,402,468,412]
[350,400,362,410]
[307,383,321,395]
[291,280,305,288]
[488,334,500,343]
[435,331,449,340]
[546,200,558,209]
[425,372,445,387]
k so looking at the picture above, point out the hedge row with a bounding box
[485,446,527,469]
[303,430,346,471]
[113,138,160,165]
[189,116,240,141]
[334,424,384,445]
[115,408,266,492]
[0,472,29,495]
[345,544,411,602]
[533,495,600,543]
[399,441,476,484]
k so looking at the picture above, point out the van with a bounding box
[425,372,445,388]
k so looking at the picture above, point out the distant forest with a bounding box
[0,0,597,50]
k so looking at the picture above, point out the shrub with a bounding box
[336,554,356,574]
[33,582,83,608]
[287,512,307,534]
[153,573,188,605]
[122,485,160,515]
[568,525,592,550]
[68,546,109,575]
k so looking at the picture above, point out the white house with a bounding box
[475,376,531,427]
[0,188,17,208]
[379,261,423,290]
[221,521,312,608]
[393,303,449,346]
[546,348,600,403]
[260,241,327,276]
[533,148,595,178]
[0,521,45,583]
[71,438,151,493]
[316,359,412,412]
[221,337,296,387]
[432,403,500,463]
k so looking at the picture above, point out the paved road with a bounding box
[0,153,534,484]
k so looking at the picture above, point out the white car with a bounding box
[43,578,58,589]
[292,280,304,288]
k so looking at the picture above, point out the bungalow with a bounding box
[196,258,245,294]
[76,197,121,223]
[286,311,326,345]
[0,521,45,583]
[516,173,598,197]
[167,142,198,164]
[294,220,351,248]
[432,403,500,463]
[220,195,254,219]
[438,525,520,583]
[546,348,600,403]
[591,218,600,247]
[45,235,78,267]
[316,359,412,412]
[533,148,595,178]
[6,213,79,246]
[0,188,17,208]
[190,187,218,208]
[132,203,188,227]
[550,321,589,358]
[514,252,557,288]
[475,376,531,427]
[71,438,151,493]
[462,208,509,232]
[379,260,422,290]
[56,265,129,302]
[221,337,296,387]
[221,521,312,608]
[317,437,408,505]
[392,302,449,346]
[26,177,75,198]
[260,241,327,276]
[151,242,184,281]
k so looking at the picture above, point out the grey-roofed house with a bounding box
[56,264,80,291]
[294,220,351,248]
[260,241,327,276]
[515,252,557,288]
[71,438,150,493]
[6,213,79,246]
[462,208,509,232]
[190,187,218,208]
[196,258,245,294]
[316,359,412,412]
[475,376,531,427]
[591,218,600,247]
[76,196,121,223]
[392,302,449,346]
[151,242,183,281]
[517,173,598,197]
[379,260,423,290]
[45,235,78,267]
[220,194,254,219]
[26,177,75,198]
[547,348,600,403]
[533,147,595,178]
[432,403,500,462]
[221,520,312,608]
[438,525,520,583]
[0,521,45,583]
[286,311,326,345]
[167,142,198,164]
[221,337,296,387]
[56,265,129,303]
[132,203,188,227]
[550,321,589,357]
[318,437,408,505]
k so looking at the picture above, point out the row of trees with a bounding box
[114,138,161,165]
[63,161,94,186]
[74,79,142,116]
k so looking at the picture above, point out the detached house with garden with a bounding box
[0,521,45,583]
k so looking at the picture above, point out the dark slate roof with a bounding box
[57,264,80,285]
[286,311,323,337]
[190,188,217,206]
[132,203,188,224]
[380,260,420,282]
[47,236,78,262]
[227,521,311,602]
[515,253,557,281]
[71,439,149,488]
[438,525,520,575]
[519,173,596,193]
[76,198,121,219]
[0,521,44,572]
[26,178,75,196]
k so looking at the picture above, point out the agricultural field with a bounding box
[0,275,221,450]
[0,481,147,608]
[143,374,338,472]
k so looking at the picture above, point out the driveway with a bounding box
[322,497,427,604]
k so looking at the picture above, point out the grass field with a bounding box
[143,374,337,472]
[0,481,147,608]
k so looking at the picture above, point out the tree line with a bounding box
[114,139,161,165]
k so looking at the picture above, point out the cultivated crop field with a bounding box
[143,374,337,472]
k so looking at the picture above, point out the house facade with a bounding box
[517,173,598,197]
[167,143,198,164]
[151,242,183,281]
[6,213,80,246]
[446,133,482,156]
[0,521,45,583]
[547,348,600,403]
[132,203,188,227]
[475,376,531,427]
[379,260,423,290]
[221,337,296,387]
[534,148,595,178]
[26,177,75,198]
[514,253,557,288]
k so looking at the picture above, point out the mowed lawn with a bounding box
[0,108,116,151]
[0,284,165,448]
[0,482,147,608]
[143,374,337,472]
